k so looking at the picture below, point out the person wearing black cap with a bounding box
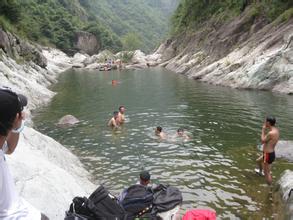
[139,170,151,186]
[0,88,48,219]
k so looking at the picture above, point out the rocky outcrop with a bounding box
[152,8,293,94]
[1,44,95,219]
[9,127,95,219]
[74,31,100,56]
[0,28,47,68]
[57,115,80,128]
[278,170,293,217]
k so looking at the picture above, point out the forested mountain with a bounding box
[0,0,179,53]
[80,0,179,52]
[171,0,293,34]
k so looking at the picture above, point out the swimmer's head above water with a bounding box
[155,126,162,135]
[177,128,184,136]
[119,106,125,113]
[113,111,119,119]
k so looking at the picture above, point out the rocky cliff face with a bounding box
[0,28,47,68]
[154,7,293,94]
[74,31,100,55]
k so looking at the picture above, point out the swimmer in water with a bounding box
[118,106,126,124]
[108,111,120,128]
[112,80,118,85]
[155,126,166,139]
[176,128,190,140]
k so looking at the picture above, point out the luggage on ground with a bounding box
[151,184,183,215]
[65,186,127,220]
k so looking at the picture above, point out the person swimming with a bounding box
[155,126,166,139]
[176,128,190,140]
[108,111,120,128]
[118,106,126,124]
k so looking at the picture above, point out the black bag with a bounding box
[152,184,182,214]
[65,186,127,220]
[120,184,154,217]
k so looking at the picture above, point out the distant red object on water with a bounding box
[112,80,118,85]
[182,209,216,220]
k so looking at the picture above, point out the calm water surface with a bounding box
[34,68,293,219]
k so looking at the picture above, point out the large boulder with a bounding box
[57,115,80,128]
[275,140,293,162]
[131,50,146,64]
[278,170,293,218]
[74,31,100,56]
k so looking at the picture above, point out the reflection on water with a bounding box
[34,68,293,219]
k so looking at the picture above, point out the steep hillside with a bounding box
[155,1,293,93]
[0,0,122,53]
[80,0,179,52]
[0,0,178,53]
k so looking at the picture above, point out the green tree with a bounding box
[122,33,142,51]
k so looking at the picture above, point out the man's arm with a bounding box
[261,128,271,144]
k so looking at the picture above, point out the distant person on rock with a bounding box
[255,116,279,185]
[118,106,126,124]
[0,88,49,220]
[155,126,166,139]
[108,111,120,129]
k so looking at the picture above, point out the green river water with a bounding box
[34,68,293,219]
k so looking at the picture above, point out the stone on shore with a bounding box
[278,170,293,217]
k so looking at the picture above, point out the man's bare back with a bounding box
[263,126,279,153]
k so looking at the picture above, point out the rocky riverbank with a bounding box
[0,29,95,219]
[152,12,293,94]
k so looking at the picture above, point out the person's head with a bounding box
[113,111,119,119]
[0,88,27,137]
[119,106,125,113]
[177,128,184,136]
[155,126,162,135]
[139,170,151,186]
[266,116,276,127]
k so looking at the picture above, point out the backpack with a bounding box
[152,184,182,214]
[65,185,127,220]
[120,184,154,218]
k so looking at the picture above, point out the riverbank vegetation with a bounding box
[0,0,178,53]
[171,0,293,34]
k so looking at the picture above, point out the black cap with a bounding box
[0,88,28,122]
[140,170,150,181]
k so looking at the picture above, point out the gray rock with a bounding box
[278,170,293,218]
[57,115,80,127]
[275,140,293,162]
[74,31,100,56]
[0,28,13,56]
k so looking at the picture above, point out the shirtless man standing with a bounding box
[108,111,120,129]
[118,106,126,124]
[256,116,279,185]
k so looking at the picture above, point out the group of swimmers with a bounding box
[107,106,190,141]
[108,106,126,128]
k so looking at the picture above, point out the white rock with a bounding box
[8,127,95,220]
[278,170,293,216]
